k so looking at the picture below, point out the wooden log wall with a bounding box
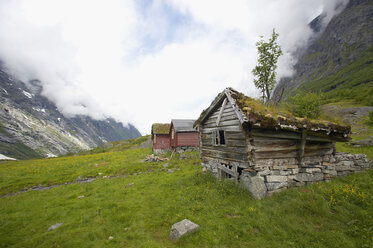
[251,128,334,164]
[200,100,250,167]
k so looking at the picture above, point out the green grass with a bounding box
[0,143,372,247]
[337,143,373,160]
[0,148,162,195]
[75,135,151,155]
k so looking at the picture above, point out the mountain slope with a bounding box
[0,66,141,159]
[273,0,373,104]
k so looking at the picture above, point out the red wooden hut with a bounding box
[151,123,171,154]
[170,119,199,151]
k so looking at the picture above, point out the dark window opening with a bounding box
[219,130,225,145]
[237,167,244,177]
[213,130,226,146]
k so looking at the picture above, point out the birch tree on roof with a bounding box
[252,29,282,105]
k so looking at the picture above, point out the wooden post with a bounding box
[234,165,238,184]
[198,126,202,159]
[298,129,307,165]
[216,98,227,126]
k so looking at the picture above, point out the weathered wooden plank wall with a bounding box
[199,100,249,167]
[152,134,171,149]
[251,130,334,161]
[177,132,199,147]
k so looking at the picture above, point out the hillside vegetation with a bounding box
[299,45,373,106]
[273,0,373,104]
[0,136,372,247]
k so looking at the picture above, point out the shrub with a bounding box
[369,110,373,122]
[287,92,324,119]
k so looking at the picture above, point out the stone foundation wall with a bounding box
[153,148,170,155]
[202,152,372,199]
[175,146,197,153]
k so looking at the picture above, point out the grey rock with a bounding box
[295,173,323,182]
[163,163,169,168]
[302,168,322,174]
[125,182,135,187]
[0,66,141,159]
[48,223,63,231]
[170,219,200,240]
[350,138,373,147]
[266,182,288,191]
[240,175,267,199]
[179,154,187,160]
[265,175,287,183]
[273,0,373,103]
[342,161,354,166]
[335,164,351,171]
[168,169,175,173]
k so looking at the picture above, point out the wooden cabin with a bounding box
[194,88,353,198]
[151,123,171,154]
[170,119,199,152]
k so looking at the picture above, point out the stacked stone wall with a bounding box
[153,148,170,155]
[202,152,371,199]
[175,146,197,153]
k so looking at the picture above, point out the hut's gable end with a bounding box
[199,98,249,167]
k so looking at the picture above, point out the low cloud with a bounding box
[0,0,348,134]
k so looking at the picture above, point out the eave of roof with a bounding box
[172,119,197,132]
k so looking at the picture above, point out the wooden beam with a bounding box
[298,129,307,165]
[225,89,248,125]
[219,164,236,177]
[234,164,238,184]
[216,98,227,126]
[198,126,202,159]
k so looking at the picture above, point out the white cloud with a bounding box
[0,0,348,134]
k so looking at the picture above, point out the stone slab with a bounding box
[170,219,200,240]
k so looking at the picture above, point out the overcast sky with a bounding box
[0,0,348,134]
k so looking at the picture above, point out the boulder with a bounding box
[240,175,267,199]
[169,219,200,240]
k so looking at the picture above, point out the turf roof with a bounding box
[194,88,351,141]
[151,123,170,134]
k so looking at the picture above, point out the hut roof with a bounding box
[151,123,171,134]
[194,88,351,141]
[171,119,197,132]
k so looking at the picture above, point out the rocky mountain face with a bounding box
[273,0,373,102]
[0,67,141,159]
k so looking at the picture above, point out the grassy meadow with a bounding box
[0,135,372,247]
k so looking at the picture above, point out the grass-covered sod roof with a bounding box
[152,123,171,134]
[230,88,351,136]
[194,88,351,141]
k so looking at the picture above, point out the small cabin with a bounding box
[170,119,199,152]
[151,123,171,154]
[193,88,371,199]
